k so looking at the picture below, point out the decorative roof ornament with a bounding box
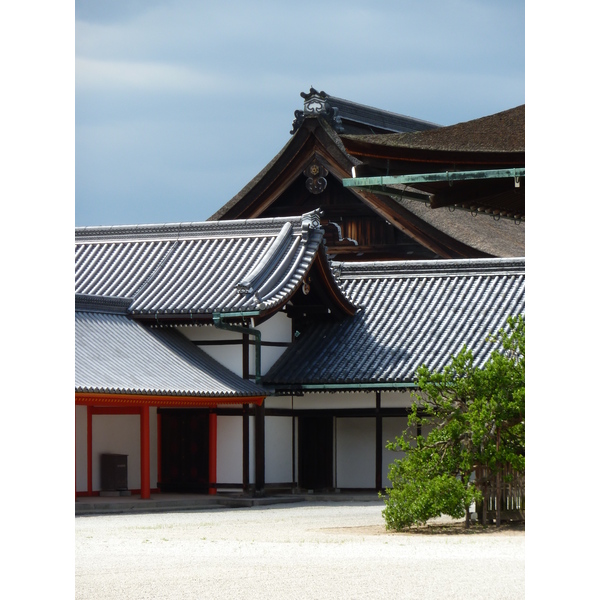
[301,209,323,243]
[290,87,345,134]
[303,89,328,114]
[304,161,329,194]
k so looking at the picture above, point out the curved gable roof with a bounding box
[76,211,354,320]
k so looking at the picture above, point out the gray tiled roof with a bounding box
[265,257,524,388]
[75,307,266,398]
[324,93,440,134]
[75,211,330,317]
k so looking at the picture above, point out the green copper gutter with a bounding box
[213,311,262,385]
[343,167,525,189]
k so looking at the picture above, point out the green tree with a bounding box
[382,315,525,530]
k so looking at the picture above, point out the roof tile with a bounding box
[265,257,524,387]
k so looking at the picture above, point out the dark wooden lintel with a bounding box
[264,407,412,418]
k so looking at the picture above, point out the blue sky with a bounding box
[75,0,525,227]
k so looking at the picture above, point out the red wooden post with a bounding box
[156,412,162,488]
[209,413,217,495]
[140,405,151,499]
[87,406,93,495]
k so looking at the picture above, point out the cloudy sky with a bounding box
[75,0,525,227]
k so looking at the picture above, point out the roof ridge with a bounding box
[75,214,313,243]
[333,257,525,279]
[326,94,441,129]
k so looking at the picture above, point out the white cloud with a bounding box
[75,58,235,93]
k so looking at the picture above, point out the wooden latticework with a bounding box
[475,465,525,524]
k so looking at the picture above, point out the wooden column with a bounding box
[209,412,217,495]
[140,405,151,499]
[243,405,249,492]
[254,402,265,496]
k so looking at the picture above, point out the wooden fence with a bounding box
[475,465,525,524]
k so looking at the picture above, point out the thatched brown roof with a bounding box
[341,105,525,221]
[342,105,524,155]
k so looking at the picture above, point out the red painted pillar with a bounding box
[73,406,77,500]
[209,412,217,495]
[156,413,162,487]
[140,405,151,499]
[87,407,93,495]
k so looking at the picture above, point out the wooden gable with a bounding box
[210,90,522,260]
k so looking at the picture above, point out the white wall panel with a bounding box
[264,397,293,410]
[177,324,243,376]
[256,312,291,343]
[217,415,243,486]
[92,415,140,491]
[380,390,415,408]
[86,410,158,492]
[336,418,375,488]
[294,391,376,410]
[259,345,289,374]
[265,416,293,483]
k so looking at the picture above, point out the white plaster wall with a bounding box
[177,324,243,377]
[216,415,243,486]
[258,345,290,375]
[75,406,88,492]
[204,347,244,376]
[294,391,376,410]
[176,316,292,379]
[265,416,293,484]
[177,316,293,378]
[264,397,293,410]
[256,312,291,344]
[89,409,158,492]
[335,418,376,488]
[92,415,140,491]
[380,389,416,408]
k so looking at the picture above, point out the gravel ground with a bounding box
[75,501,525,599]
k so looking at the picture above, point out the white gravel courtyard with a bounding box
[75,501,525,599]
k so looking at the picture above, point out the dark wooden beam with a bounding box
[254,402,265,495]
[243,405,249,492]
